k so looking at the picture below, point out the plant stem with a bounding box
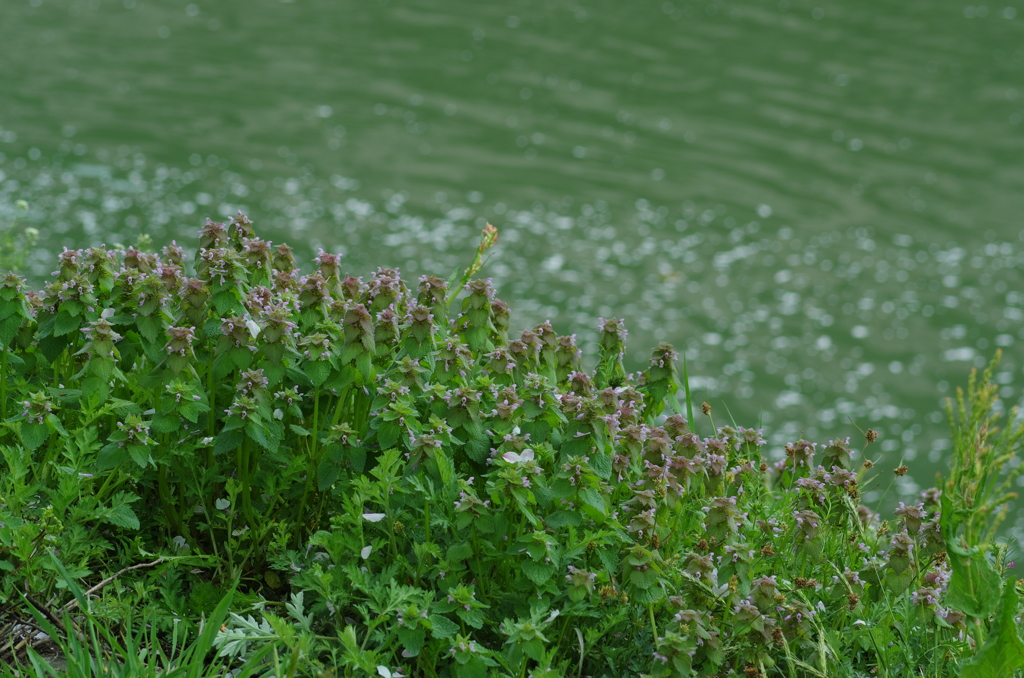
[1,346,8,420]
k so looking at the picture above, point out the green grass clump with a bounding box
[0,213,1022,677]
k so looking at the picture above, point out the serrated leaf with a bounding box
[96,443,126,470]
[579,487,606,516]
[429,614,459,640]
[105,493,141,530]
[377,420,401,450]
[521,559,555,585]
[128,445,153,468]
[215,429,243,455]
[397,627,425,656]
[960,581,1024,678]
[152,412,180,434]
[941,494,1002,618]
[306,360,331,387]
[458,607,485,629]
[0,315,23,346]
[545,510,582,529]
[20,422,49,451]
[589,451,612,479]
[53,311,81,337]
[630,567,658,589]
[632,584,665,604]
[596,547,618,575]
[317,457,341,491]
[446,542,475,563]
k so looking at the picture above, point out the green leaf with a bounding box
[105,493,141,530]
[317,457,341,491]
[960,581,1024,678]
[589,451,612,480]
[545,510,582,529]
[89,356,115,381]
[290,424,311,437]
[80,376,110,402]
[20,422,49,451]
[377,420,401,450]
[215,429,243,455]
[629,567,658,589]
[446,542,475,563]
[397,627,426,656]
[152,412,180,434]
[96,443,127,470]
[521,559,555,585]
[429,614,459,640]
[356,350,373,382]
[0,315,23,346]
[306,360,331,387]
[596,547,618,575]
[53,310,81,337]
[455,655,488,678]
[632,584,665,604]
[464,430,490,464]
[128,444,153,468]
[941,494,1002,618]
[579,487,606,516]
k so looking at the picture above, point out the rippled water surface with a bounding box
[3,0,1024,522]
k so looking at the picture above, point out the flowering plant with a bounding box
[0,214,1021,677]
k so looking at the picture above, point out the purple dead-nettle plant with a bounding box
[220,314,255,348]
[894,501,927,535]
[792,509,821,541]
[245,286,274,316]
[312,249,342,281]
[236,368,269,396]
[241,237,273,271]
[21,391,57,424]
[116,415,154,448]
[256,302,297,344]
[416,274,448,308]
[197,247,247,287]
[794,477,827,506]
[273,387,303,407]
[492,385,522,420]
[375,306,402,347]
[80,318,123,357]
[227,211,255,243]
[367,267,406,312]
[45,275,96,308]
[703,496,744,541]
[453,480,490,514]
[483,348,516,376]
[225,395,259,420]
[165,326,196,357]
[164,381,200,403]
[785,439,817,470]
[157,261,184,292]
[162,240,185,266]
[299,333,332,361]
[124,247,158,273]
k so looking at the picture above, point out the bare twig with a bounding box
[62,557,166,613]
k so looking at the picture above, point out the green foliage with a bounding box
[0,214,1022,676]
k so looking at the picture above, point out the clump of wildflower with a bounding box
[21,391,58,425]
[80,318,123,358]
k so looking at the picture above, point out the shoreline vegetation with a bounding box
[0,211,1021,677]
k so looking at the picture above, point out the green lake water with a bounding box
[2,0,1024,524]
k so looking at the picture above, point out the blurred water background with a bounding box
[2,0,1024,525]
